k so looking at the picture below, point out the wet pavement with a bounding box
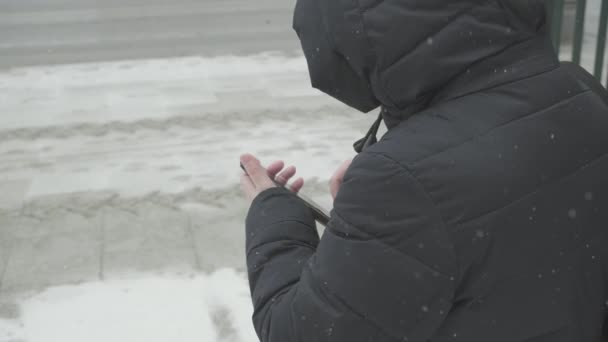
[0,0,606,340]
[0,3,370,337]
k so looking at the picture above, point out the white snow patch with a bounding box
[0,53,364,201]
[0,53,317,130]
[0,269,258,342]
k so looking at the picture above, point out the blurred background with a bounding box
[0,0,606,341]
[549,0,608,83]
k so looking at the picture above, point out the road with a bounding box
[0,0,301,69]
[1,0,606,71]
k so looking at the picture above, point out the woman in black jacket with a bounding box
[240,1,608,341]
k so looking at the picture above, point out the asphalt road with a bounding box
[0,0,300,69]
[1,0,605,71]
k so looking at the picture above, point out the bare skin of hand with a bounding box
[240,153,304,203]
[330,159,353,200]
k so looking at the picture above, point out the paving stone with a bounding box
[1,210,101,240]
[1,232,101,293]
[0,180,30,210]
[0,239,10,297]
[101,203,198,277]
[190,205,248,272]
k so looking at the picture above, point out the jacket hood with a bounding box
[293,0,556,120]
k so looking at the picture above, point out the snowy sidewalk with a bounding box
[0,0,606,340]
[0,270,260,342]
[0,54,368,342]
[0,1,369,339]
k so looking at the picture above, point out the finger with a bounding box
[330,178,340,200]
[266,160,285,179]
[329,162,346,186]
[330,159,352,199]
[336,159,353,179]
[290,177,305,193]
[240,173,256,200]
[240,154,274,189]
[275,165,296,186]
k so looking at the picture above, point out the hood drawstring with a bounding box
[353,111,384,153]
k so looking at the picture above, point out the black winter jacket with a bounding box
[245,1,608,341]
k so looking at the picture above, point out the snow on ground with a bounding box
[1,1,605,340]
[0,53,368,342]
[0,54,368,207]
[0,54,314,129]
[0,269,257,342]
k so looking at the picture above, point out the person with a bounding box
[240,1,608,341]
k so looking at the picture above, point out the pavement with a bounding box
[0,1,370,336]
[0,0,606,340]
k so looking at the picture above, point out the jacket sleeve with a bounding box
[245,151,458,342]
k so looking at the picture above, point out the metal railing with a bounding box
[548,0,608,85]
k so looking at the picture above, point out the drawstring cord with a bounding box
[353,111,384,153]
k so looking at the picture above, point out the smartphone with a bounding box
[241,163,330,226]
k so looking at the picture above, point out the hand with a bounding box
[240,154,304,203]
[329,159,353,200]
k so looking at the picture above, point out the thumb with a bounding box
[240,154,274,189]
[330,178,340,200]
[330,159,352,200]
